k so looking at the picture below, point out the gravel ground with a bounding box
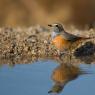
[0,26,95,65]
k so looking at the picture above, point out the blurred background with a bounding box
[0,0,95,28]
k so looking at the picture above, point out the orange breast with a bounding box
[52,35,70,51]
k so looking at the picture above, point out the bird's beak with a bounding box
[48,24,52,27]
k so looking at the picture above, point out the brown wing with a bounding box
[61,31,89,42]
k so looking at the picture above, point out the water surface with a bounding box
[0,60,95,95]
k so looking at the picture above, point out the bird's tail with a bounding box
[79,66,95,76]
[81,36,95,40]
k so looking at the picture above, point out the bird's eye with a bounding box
[56,25,58,27]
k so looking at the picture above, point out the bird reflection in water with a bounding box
[48,63,90,94]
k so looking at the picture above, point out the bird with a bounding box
[48,63,91,94]
[48,23,94,56]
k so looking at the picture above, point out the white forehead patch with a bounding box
[53,23,58,26]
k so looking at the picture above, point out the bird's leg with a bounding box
[57,50,69,57]
[57,50,63,59]
[69,45,72,64]
[56,50,66,62]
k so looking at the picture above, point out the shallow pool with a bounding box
[0,60,95,95]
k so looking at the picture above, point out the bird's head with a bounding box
[48,23,64,33]
[48,84,64,94]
